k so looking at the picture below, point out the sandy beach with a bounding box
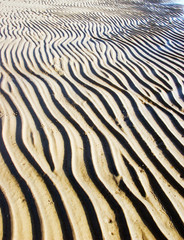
[0,0,184,239]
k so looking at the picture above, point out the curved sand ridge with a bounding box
[0,0,184,239]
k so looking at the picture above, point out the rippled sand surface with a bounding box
[0,0,184,239]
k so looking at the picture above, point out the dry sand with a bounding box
[0,0,184,239]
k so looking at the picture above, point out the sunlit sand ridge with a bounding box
[0,0,184,239]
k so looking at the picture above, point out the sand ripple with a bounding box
[0,0,184,239]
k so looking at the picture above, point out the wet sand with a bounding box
[0,0,184,239]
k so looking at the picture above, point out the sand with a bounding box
[0,0,184,239]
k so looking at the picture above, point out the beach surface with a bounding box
[0,0,184,239]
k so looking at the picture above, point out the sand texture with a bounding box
[0,0,184,239]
